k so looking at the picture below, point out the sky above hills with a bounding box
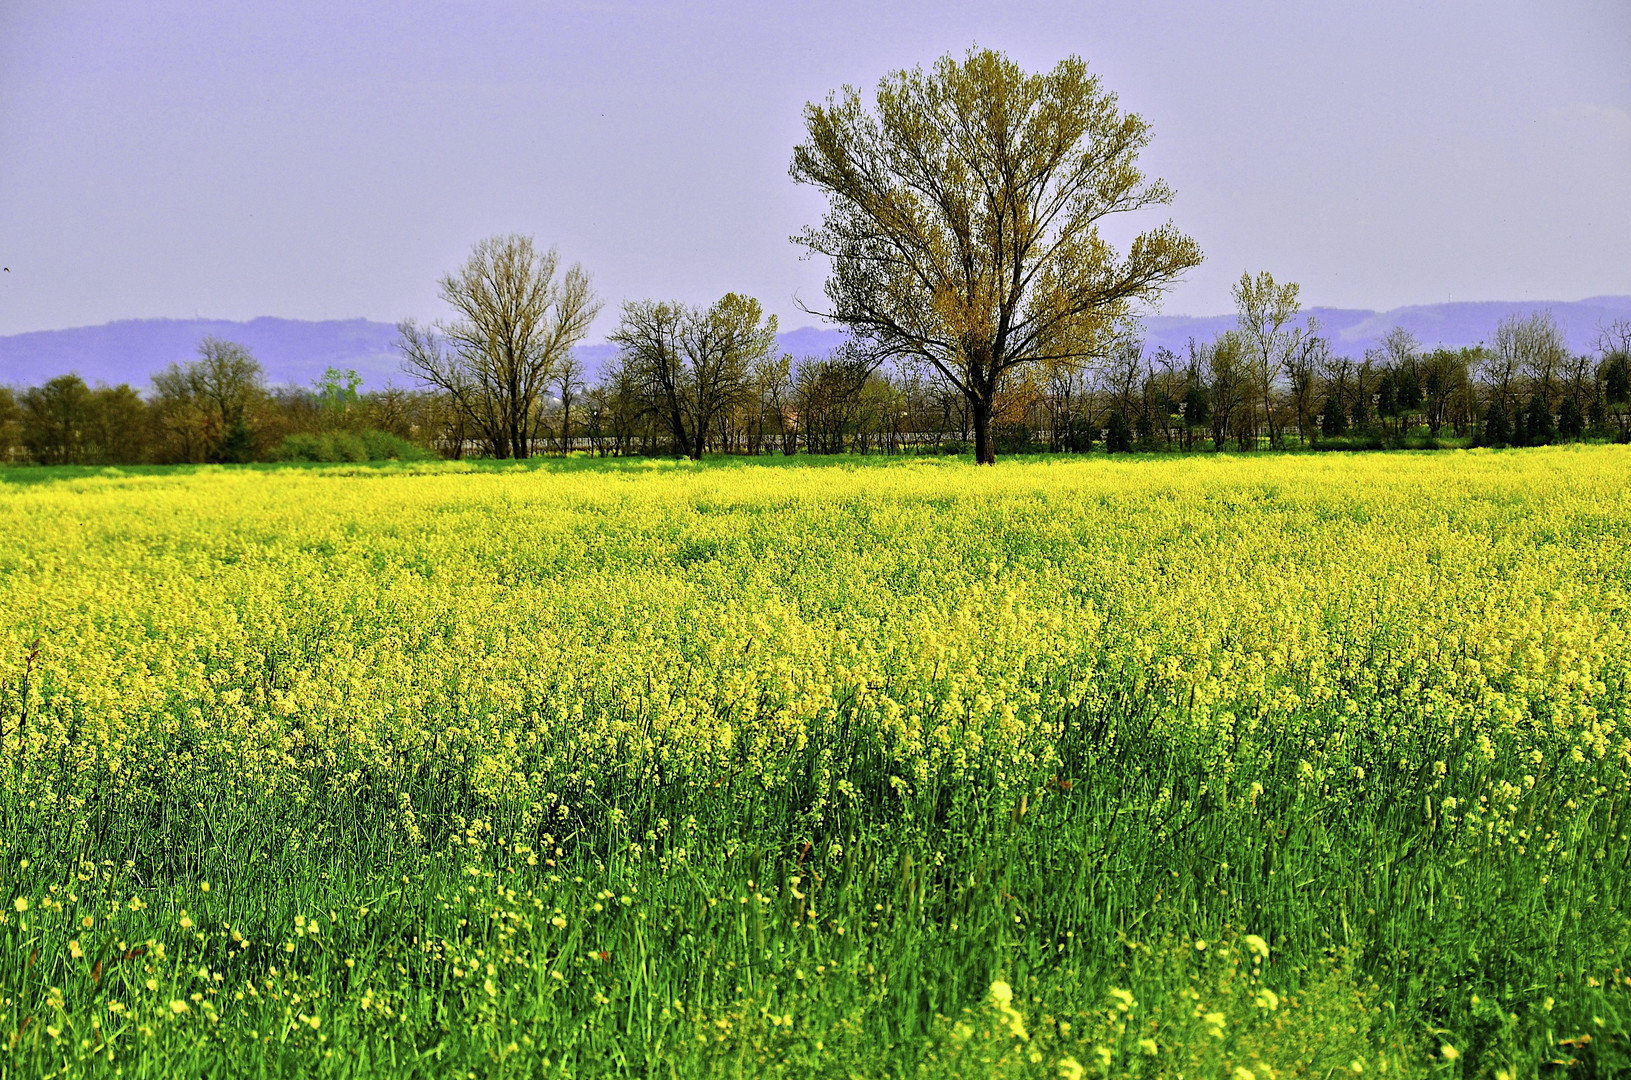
[1,1,1627,342]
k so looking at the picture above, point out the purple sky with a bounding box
[1,0,1627,341]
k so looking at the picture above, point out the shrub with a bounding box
[271,429,431,463]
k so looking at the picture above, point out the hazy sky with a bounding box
[1,0,1627,340]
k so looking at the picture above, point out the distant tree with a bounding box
[611,294,780,460]
[1510,401,1529,447]
[315,367,363,428]
[1320,394,1347,438]
[1397,364,1423,417]
[0,387,23,462]
[792,347,876,454]
[398,235,600,459]
[1557,395,1584,440]
[1180,380,1209,449]
[1105,410,1133,453]
[84,384,151,464]
[790,47,1202,464]
[1205,332,1249,450]
[21,374,95,464]
[1524,394,1555,445]
[1375,369,1399,432]
[1489,311,1565,414]
[553,352,584,455]
[152,337,267,463]
[1349,364,1373,431]
[1482,400,1511,446]
[1601,322,1631,440]
[1233,270,1308,448]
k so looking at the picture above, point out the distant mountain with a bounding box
[0,317,405,391]
[1141,296,1631,358]
[3,299,1626,391]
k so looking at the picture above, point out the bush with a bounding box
[271,429,431,463]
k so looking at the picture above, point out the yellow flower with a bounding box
[987,979,1013,1006]
[12,898,26,913]
[1243,934,1269,960]
[69,940,84,959]
[1441,1044,1459,1061]
[169,1000,190,1015]
[1058,1053,1084,1079]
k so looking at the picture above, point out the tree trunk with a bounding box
[972,395,995,465]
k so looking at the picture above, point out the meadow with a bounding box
[1,447,1628,1078]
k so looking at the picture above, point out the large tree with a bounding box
[398,235,599,459]
[790,47,1202,463]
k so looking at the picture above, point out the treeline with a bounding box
[4,311,1628,467]
[0,338,447,466]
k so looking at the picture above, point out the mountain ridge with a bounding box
[3,297,1627,391]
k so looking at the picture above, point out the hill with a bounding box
[2,298,1626,391]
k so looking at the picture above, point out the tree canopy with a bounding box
[791,46,1203,463]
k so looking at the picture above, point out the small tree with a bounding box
[1375,370,1398,428]
[151,337,266,463]
[610,294,780,460]
[1524,394,1554,445]
[1482,400,1511,446]
[1320,394,1347,438]
[1511,401,1530,447]
[398,235,600,459]
[1105,410,1133,453]
[1233,270,1308,448]
[1557,395,1584,440]
[0,387,20,462]
[315,367,363,429]
[21,374,95,464]
[551,353,582,455]
[1349,375,1372,431]
[1182,380,1210,450]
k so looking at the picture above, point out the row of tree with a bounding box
[4,300,1625,467]
[0,340,456,466]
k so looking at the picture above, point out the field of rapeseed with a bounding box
[1,448,1628,1078]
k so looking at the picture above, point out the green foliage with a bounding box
[1482,400,1511,446]
[1105,411,1133,453]
[1524,395,1555,445]
[1376,370,1398,418]
[1320,395,1346,437]
[1558,395,1585,440]
[315,366,363,421]
[271,429,432,463]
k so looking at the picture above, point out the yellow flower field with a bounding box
[1,448,1628,1077]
